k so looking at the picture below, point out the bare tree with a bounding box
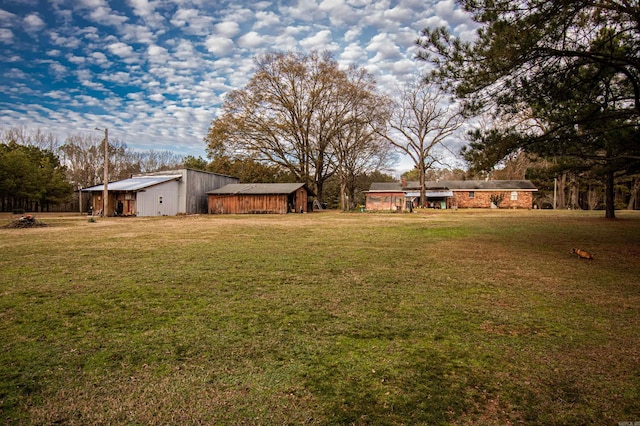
[1,126,60,151]
[206,51,377,203]
[380,79,463,207]
[332,67,394,210]
[60,133,183,189]
[59,133,105,188]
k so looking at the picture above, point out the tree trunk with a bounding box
[556,173,566,208]
[340,180,348,211]
[605,170,616,219]
[569,173,580,209]
[627,178,640,210]
[419,165,426,208]
[315,179,324,205]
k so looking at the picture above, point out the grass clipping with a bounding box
[2,214,48,228]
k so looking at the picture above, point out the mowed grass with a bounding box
[1,209,639,425]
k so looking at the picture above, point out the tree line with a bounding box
[5,0,640,216]
[0,127,184,212]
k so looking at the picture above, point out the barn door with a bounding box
[288,193,297,213]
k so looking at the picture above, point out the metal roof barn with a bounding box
[82,169,239,216]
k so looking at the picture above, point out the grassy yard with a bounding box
[1,209,639,425]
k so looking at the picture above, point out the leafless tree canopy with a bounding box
[206,51,393,204]
[380,79,463,207]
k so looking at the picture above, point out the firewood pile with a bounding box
[2,214,48,229]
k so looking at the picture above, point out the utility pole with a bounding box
[96,128,109,216]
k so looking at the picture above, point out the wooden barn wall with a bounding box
[209,194,290,214]
[294,187,308,213]
[90,192,113,216]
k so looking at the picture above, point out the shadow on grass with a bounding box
[302,338,489,425]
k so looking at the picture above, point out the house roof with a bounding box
[369,180,537,192]
[207,183,308,195]
[82,175,181,192]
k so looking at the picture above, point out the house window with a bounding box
[469,191,475,198]
[511,191,518,201]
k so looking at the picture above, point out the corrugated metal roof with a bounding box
[82,175,181,192]
[207,183,307,195]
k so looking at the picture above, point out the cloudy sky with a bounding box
[0,0,478,171]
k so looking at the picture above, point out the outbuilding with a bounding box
[365,180,538,211]
[82,169,238,216]
[207,183,311,214]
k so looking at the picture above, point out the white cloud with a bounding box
[344,27,361,43]
[147,44,169,62]
[149,93,165,102]
[388,58,415,75]
[45,90,71,100]
[215,21,240,38]
[75,69,106,90]
[0,9,16,25]
[77,0,108,8]
[0,28,13,44]
[107,42,134,58]
[366,33,402,62]
[88,7,128,27]
[205,35,234,56]
[128,0,165,29]
[319,0,360,26]
[282,0,323,22]
[23,13,46,34]
[90,51,109,66]
[299,29,334,51]
[339,42,367,64]
[49,32,81,49]
[128,0,155,18]
[122,24,155,44]
[67,54,86,65]
[433,0,473,28]
[100,71,131,84]
[237,31,264,49]
[383,5,412,22]
[171,8,213,35]
[48,61,68,79]
[253,10,280,30]
[173,39,196,60]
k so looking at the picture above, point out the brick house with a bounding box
[365,180,537,211]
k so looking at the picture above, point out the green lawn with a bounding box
[1,210,639,425]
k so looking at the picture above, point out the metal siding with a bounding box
[184,169,239,214]
[137,181,180,216]
[136,169,238,214]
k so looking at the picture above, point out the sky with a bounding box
[0,0,479,173]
